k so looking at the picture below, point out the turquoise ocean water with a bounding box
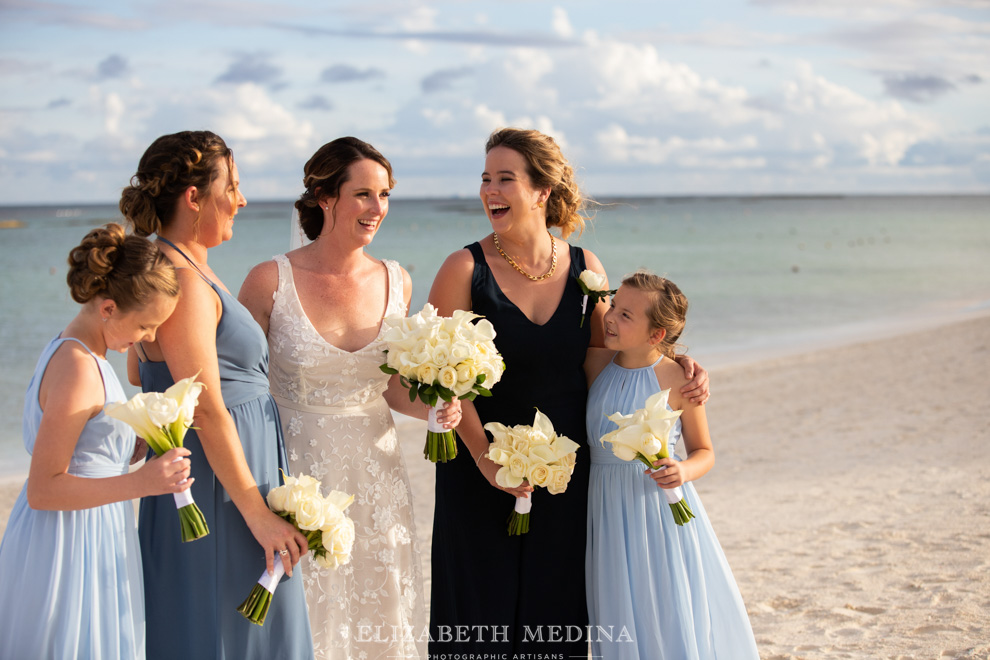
[1,195,988,474]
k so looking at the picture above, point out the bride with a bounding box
[240,137,459,659]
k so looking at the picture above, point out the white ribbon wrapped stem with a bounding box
[581,294,588,316]
[257,561,286,595]
[651,467,685,504]
[427,402,446,434]
[514,493,532,515]
[171,455,193,508]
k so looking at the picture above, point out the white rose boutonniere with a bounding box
[576,269,616,328]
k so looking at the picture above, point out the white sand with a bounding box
[2,315,989,659]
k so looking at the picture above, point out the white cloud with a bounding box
[551,7,574,39]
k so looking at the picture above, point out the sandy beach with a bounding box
[2,314,988,659]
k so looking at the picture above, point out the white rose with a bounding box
[579,269,608,291]
[527,463,551,488]
[547,465,571,494]
[145,393,180,428]
[415,363,438,385]
[266,485,290,512]
[322,516,355,567]
[438,366,458,391]
[508,453,530,479]
[294,493,326,531]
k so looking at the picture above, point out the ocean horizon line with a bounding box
[1,191,989,211]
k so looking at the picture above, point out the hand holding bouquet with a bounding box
[576,269,615,327]
[237,473,355,626]
[381,303,506,462]
[105,373,209,542]
[600,389,695,525]
[484,409,579,535]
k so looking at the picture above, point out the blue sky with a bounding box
[1,0,988,203]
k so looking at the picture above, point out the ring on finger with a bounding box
[279,549,289,556]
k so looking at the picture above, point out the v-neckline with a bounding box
[478,243,570,328]
[282,255,390,355]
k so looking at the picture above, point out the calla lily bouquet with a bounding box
[238,472,355,626]
[484,409,579,535]
[600,389,695,525]
[105,372,209,542]
[380,303,506,463]
[576,269,615,328]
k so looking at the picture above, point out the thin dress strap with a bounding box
[157,236,211,284]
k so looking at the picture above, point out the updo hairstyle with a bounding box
[295,137,396,241]
[67,223,179,311]
[485,127,589,239]
[621,270,689,360]
[120,130,233,237]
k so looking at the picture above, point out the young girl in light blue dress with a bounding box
[0,224,192,660]
[584,271,759,660]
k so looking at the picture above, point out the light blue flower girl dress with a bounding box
[586,355,759,659]
[0,337,144,659]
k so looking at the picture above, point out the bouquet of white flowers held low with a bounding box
[237,472,355,626]
[484,409,580,535]
[380,303,506,463]
[600,389,695,525]
[105,372,209,542]
[576,269,615,328]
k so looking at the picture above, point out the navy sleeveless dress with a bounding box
[137,243,313,660]
[430,242,592,657]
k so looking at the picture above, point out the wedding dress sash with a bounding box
[271,393,388,416]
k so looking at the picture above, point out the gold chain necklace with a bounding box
[492,231,557,281]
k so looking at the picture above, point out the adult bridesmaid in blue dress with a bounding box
[120,131,314,660]
[584,272,759,659]
[0,224,191,659]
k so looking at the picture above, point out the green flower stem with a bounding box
[507,511,530,536]
[177,503,209,543]
[236,585,272,626]
[424,430,457,463]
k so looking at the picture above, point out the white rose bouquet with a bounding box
[600,389,695,525]
[105,372,209,542]
[380,302,506,463]
[576,269,615,327]
[484,409,580,535]
[237,472,355,626]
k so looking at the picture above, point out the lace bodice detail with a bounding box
[268,254,405,409]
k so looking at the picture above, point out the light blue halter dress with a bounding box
[137,240,313,660]
[585,355,759,660]
[0,336,145,659]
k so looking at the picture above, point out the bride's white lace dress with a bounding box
[267,254,425,660]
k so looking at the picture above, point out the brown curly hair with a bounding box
[485,128,590,239]
[119,131,234,237]
[67,223,179,310]
[295,137,395,241]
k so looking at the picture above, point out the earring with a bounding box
[538,201,544,208]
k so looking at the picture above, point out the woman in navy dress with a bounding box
[120,131,314,660]
[428,128,710,657]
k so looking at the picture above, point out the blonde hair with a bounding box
[621,270,688,360]
[67,223,179,311]
[485,127,590,239]
[120,130,234,237]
